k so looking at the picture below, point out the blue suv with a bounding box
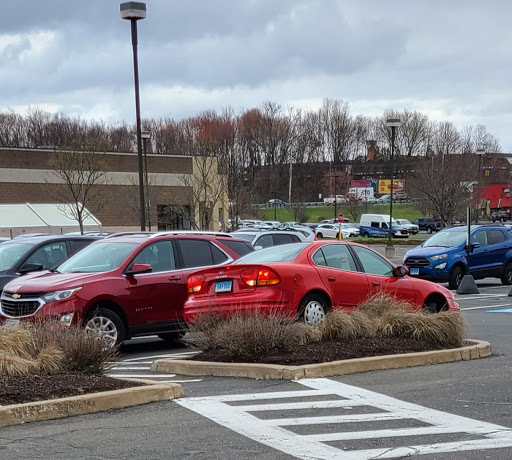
[404,225,512,290]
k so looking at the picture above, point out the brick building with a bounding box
[0,147,228,236]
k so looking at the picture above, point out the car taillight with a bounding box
[314,234,317,241]
[240,267,280,287]
[188,274,205,294]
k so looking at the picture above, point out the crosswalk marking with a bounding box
[177,378,512,459]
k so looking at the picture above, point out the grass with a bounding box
[0,321,119,377]
[186,294,467,360]
[256,203,423,224]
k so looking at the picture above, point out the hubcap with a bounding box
[85,316,118,348]
[303,300,326,327]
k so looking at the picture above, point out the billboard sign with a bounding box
[378,179,405,194]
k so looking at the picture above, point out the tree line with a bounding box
[0,101,502,224]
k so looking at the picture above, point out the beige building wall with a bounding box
[0,147,228,236]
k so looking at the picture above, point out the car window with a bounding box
[234,243,308,264]
[255,234,273,248]
[178,239,228,269]
[69,239,93,254]
[487,230,506,245]
[352,245,394,276]
[25,242,68,270]
[312,244,357,271]
[274,234,300,245]
[0,243,33,270]
[471,230,488,247]
[133,241,176,272]
[219,239,254,256]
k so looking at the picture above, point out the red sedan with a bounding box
[184,241,459,327]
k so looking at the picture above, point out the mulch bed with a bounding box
[1,337,450,406]
[190,336,447,366]
[0,373,141,406]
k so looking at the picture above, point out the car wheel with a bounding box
[426,227,432,234]
[362,232,369,238]
[500,262,512,285]
[317,232,323,238]
[448,266,464,290]
[158,330,186,344]
[85,307,125,347]
[501,217,505,222]
[298,293,330,328]
[422,296,447,314]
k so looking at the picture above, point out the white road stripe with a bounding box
[107,374,177,378]
[462,304,512,311]
[108,366,151,370]
[177,378,512,459]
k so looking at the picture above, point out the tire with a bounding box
[85,307,125,347]
[501,261,512,285]
[317,232,323,238]
[448,266,464,290]
[422,297,447,314]
[426,226,432,234]
[298,293,330,328]
[362,232,369,238]
[158,330,186,344]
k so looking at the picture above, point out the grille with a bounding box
[1,299,41,317]
[404,257,430,268]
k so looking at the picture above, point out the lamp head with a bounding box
[120,2,147,20]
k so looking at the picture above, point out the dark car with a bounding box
[491,210,512,222]
[0,235,101,294]
[404,225,512,289]
[0,232,254,346]
[412,217,441,234]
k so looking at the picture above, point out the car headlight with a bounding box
[431,253,448,261]
[42,287,82,303]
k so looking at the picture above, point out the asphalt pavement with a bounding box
[1,274,512,459]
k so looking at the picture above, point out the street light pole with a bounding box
[475,148,485,224]
[386,118,401,246]
[288,162,293,205]
[120,2,147,231]
[141,130,150,230]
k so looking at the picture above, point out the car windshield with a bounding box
[234,242,309,264]
[0,243,33,270]
[58,241,140,273]
[422,231,466,248]
[229,233,254,242]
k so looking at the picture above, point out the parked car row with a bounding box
[5,221,486,348]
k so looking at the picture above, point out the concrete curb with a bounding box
[0,378,184,428]
[151,339,491,380]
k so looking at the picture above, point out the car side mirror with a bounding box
[393,266,409,277]
[469,242,481,253]
[18,263,44,274]
[254,245,263,251]
[126,263,152,275]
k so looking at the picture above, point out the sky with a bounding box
[1,0,512,151]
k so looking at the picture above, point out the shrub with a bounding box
[187,311,319,359]
[0,321,119,376]
[320,310,376,340]
[357,292,411,318]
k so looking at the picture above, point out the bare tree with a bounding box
[407,154,476,225]
[46,143,110,234]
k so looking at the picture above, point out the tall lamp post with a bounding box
[475,148,485,224]
[386,117,401,246]
[141,130,151,230]
[120,1,147,231]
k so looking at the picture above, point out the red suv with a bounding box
[0,232,253,346]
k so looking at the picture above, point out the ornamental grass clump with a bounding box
[320,310,376,340]
[0,321,119,377]
[187,310,320,359]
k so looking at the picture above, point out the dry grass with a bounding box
[186,293,467,358]
[187,310,320,359]
[0,321,119,377]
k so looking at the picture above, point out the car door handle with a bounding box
[372,281,381,287]
[168,276,181,281]
[327,276,336,282]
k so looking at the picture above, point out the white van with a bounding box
[359,214,409,238]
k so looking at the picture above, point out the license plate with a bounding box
[409,268,419,276]
[5,318,20,327]
[214,280,232,293]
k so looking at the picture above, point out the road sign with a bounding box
[337,213,344,223]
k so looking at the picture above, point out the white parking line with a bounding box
[461,304,512,311]
[107,374,177,378]
[177,378,512,459]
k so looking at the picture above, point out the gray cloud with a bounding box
[1,0,512,149]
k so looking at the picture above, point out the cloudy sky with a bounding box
[2,1,512,150]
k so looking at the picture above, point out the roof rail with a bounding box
[149,230,234,238]
[105,232,155,239]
